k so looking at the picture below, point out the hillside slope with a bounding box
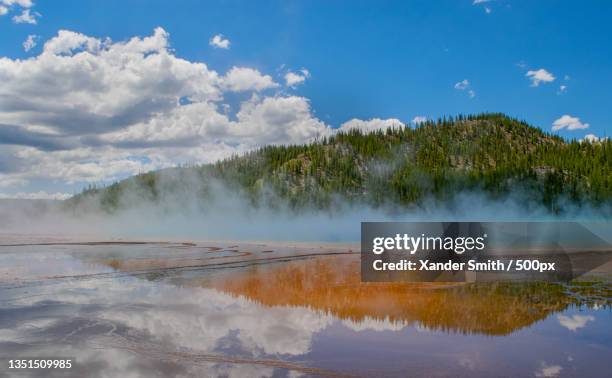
[69,113,612,213]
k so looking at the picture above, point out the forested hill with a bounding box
[69,113,612,213]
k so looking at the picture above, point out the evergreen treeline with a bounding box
[69,113,612,213]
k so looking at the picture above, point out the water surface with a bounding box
[0,236,609,377]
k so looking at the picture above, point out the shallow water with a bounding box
[0,236,610,377]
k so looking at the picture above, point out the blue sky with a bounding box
[0,0,611,198]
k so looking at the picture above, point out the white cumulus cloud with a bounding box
[42,29,103,54]
[552,115,589,131]
[284,69,311,87]
[526,68,555,86]
[454,79,470,90]
[233,95,330,145]
[0,0,34,19]
[12,8,38,24]
[0,27,221,136]
[1,0,31,16]
[454,79,475,98]
[209,34,230,49]
[581,134,608,143]
[0,28,364,193]
[411,116,428,125]
[222,67,278,92]
[338,118,404,133]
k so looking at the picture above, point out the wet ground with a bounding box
[0,235,610,377]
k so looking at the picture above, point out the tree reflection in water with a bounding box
[210,255,610,336]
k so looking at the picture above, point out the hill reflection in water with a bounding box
[209,255,609,336]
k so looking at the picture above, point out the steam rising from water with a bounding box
[1,169,610,241]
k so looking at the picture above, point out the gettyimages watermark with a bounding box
[361,222,612,282]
